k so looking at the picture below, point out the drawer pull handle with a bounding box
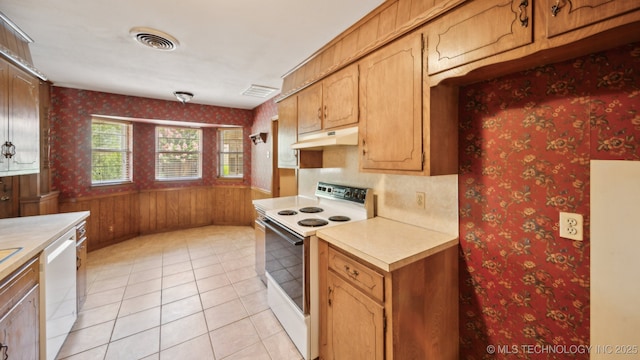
[1,141,15,159]
[344,265,359,277]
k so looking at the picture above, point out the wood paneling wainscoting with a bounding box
[59,191,139,251]
[60,185,256,251]
[250,187,272,227]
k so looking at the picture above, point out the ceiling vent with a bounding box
[242,84,279,98]
[130,27,179,51]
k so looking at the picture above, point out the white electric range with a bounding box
[257,181,375,360]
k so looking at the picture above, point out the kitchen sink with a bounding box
[0,247,22,264]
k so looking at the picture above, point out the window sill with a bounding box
[217,176,244,181]
[91,181,134,188]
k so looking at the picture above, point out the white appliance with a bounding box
[40,227,77,360]
[263,182,374,360]
[591,160,640,359]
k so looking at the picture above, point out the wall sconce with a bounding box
[250,132,267,144]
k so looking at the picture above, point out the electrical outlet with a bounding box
[416,192,425,209]
[559,212,583,241]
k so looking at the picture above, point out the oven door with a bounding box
[264,218,308,314]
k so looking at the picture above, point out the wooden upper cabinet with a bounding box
[9,66,39,174]
[0,61,8,170]
[427,0,533,75]
[298,63,359,135]
[278,95,323,169]
[277,96,299,168]
[0,60,40,175]
[546,0,640,38]
[297,82,323,134]
[359,32,423,172]
[322,64,359,130]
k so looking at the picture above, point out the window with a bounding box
[91,119,133,185]
[155,126,202,180]
[219,128,243,178]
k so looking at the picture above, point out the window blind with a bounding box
[91,119,133,184]
[219,128,243,178]
[156,126,202,180]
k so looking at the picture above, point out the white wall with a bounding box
[591,160,640,358]
[298,146,459,235]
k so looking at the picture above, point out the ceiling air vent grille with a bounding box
[242,85,279,98]
[130,27,179,51]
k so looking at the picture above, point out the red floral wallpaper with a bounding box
[50,88,254,198]
[458,42,640,359]
[251,97,278,192]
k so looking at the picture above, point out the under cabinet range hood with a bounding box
[291,126,358,149]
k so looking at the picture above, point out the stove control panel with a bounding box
[316,182,370,205]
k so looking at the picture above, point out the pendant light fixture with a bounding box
[173,91,194,104]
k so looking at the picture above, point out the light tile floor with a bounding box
[57,225,303,360]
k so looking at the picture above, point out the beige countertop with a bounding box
[316,217,459,272]
[0,211,90,280]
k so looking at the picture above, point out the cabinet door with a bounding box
[77,240,88,311]
[0,62,8,172]
[427,0,533,75]
[323,64,359,130]
[546,0,640,37]
[277,96,299,168]
[255,220,266,284]
[359,32,423,172]
[8,66,39,174]
[297,82,323,134]
[326,271,384,360]
[0,286,39,360]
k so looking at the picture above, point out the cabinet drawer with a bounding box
[328,247,384,302]
[0,257,39,317]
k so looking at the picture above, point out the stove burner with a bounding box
[297,218,329,227]
[277,210,298,216]
[299,207,324,213]
[329,216,350,222]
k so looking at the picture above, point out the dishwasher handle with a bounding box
[47,239,75,264]
[45,228,76,264]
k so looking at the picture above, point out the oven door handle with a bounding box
[263,219,304,246]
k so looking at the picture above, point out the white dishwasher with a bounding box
[40,227,77,360]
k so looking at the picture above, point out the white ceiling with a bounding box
[0,0,385,109]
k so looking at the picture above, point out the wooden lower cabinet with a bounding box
[76,220,88,311]
[319,240,458,360]
[0,258,40,360]
[326,271,384,360]
[255,219,266,284]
